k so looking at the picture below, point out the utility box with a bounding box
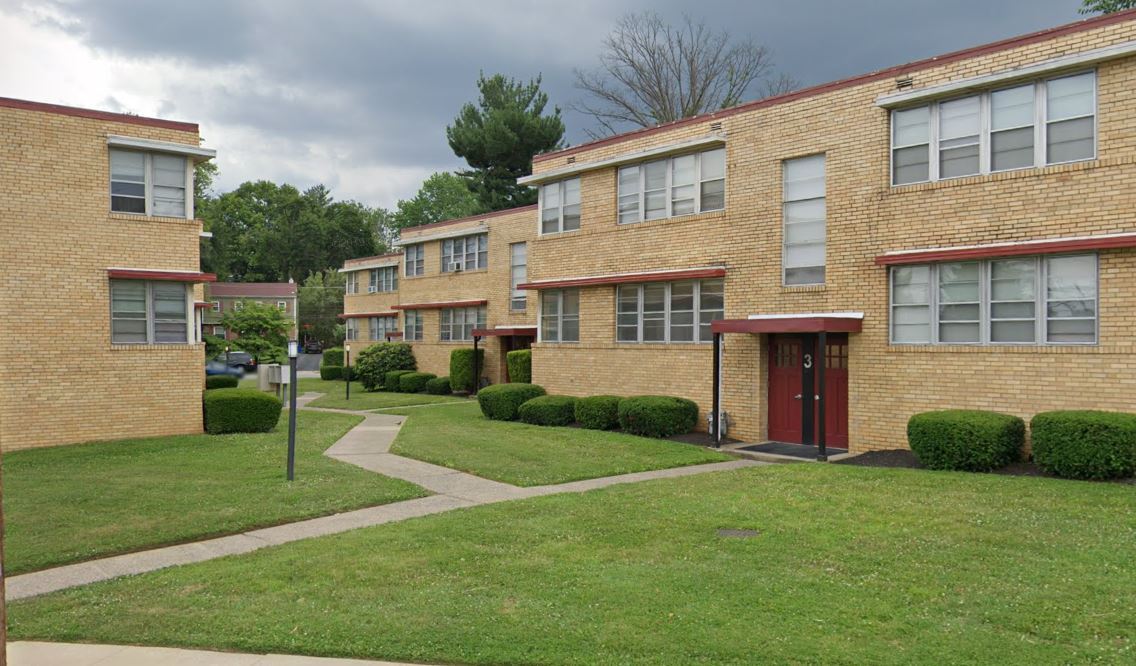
[260,363,290,398]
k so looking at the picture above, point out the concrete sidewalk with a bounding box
[8,641,428,665]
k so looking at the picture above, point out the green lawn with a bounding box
[388,402,730,485]
[307,382,465,411]
[3,411,426,575]
[10,465,1133,664]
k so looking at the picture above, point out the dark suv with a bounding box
[216,351,257,373]
[304,339,324,354]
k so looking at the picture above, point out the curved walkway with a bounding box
[7,394,761,601]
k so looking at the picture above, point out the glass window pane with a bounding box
[110,150,145,181]
[542,182,559,209]
[562,203,581,231]
[785,266,825,285]
[991,321,1035,343]
[893,106,930,146]
[699,279,724,312]
[939,96,980,142]
[700,148,725,180]
[645,190,667,220]
[939,322,979,343]
[992,127,1035,171]
[672,155,696,186]
[1047,318,1095,343]
[784,242,825,269]
[643,284,665,312]
[563,178,580,205]
[1047,116,1094,163]
[111,281,147,315]
[992,85,1035,130]
[644,160,666,190]
[1047,255,1096,300]
[1046,73,1094,121]
[785,198,825,225]
[990,259,1036,300]
[670,282,694,311]
[562,290,579,316]
[784,154,825,201]
[940,144,979,179]
[893,145,929,184]
[152,155,186,186]
[699,179,725,211]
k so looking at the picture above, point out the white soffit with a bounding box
[394,223,489,246]
[107,135,217,160]
[339,259,399,272]
[518,133,727,185]
[747,312,865,320]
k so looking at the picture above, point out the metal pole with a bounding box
[287,340,298,481]
[345,344,351,401]
[712,332,721,447]
[817,331,827,462]
[472,336,480,395]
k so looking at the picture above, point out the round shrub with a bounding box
[518,395,578,426]
[449,348,485,393]
[355,342,416,391]
[617,396,700,438]
[399,372,437,393]
[576,395,622,430]
[322,347,345,367]
[319,365,343,381]
[506,349,532,383]
[477,383,546,421]
[907,410,1025,472]
[204,388,283,435]
[1031,410,1136,480]
[384,370,415,392]
[205,375,239,390]
[425,376,452,395]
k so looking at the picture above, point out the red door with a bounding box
[822,335,850,448]
[767,336,804,443]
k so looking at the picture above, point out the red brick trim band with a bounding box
[712,317,864,334]
[391,299,488,310]
[338,311,401,319]
[874,233,1136,265]
[519,267,727,290]
[471,327,538,337]
[108,269,217,282]
[0,97,199,132]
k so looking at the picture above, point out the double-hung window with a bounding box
[404,244,425,276]
[345,318,358,341]
[404,310,422,341]
[782,154,827,285]
[540,289,579,342]
[369,266,397,292]
[277,301,288,311]
[890,254,1097,345]
[110,280,190,344]
[540,178,581,234]
[891,71,1096,185]
[109,149,190,217]
[441,234,488,272]
[345,272,358,294]
[616,279,723,343]
[617,148,725,224]
[439,306,486,342]
[369,315,398,341]
[510,242,527,310]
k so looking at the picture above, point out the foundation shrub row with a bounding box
[477,385,699,438]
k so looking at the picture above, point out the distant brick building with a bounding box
[0,97,216,450]
[204,282,299,340]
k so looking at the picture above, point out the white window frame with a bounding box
[441,234,489,272]
[540,289,580,343]
[368,315,398,341]
[404,310,422,341]
[782,154,827,286]
[888,253,1098,346]
[233,300,244,311]
[404,244,425,277]
[439,306,486,342]
[617,148,726,225]
[109,149,193,219]
[510,242,527,311]
[109,279,192,345]
[277,301,288,310]
[614,279,724,344]
[538,177,581,235]
[210,301,220,312]
[890,70,1097,186]
[345,318,358,341]
[345,272,358,295]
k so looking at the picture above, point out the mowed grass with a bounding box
[3,410,426,574]
[10,465,1134,664]
[387,402,730,485]
[307,382,465,411]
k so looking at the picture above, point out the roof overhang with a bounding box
[875,232,1136,266]
[194,301,211,309]
[108,268,217,283]
[520,266,726,290]
[712,312,864,334]
[394,223,489,247]
[340,259,399,272]
[339,311,400,319]
[391,299,487,310]
[518,134,726,186]
[472,326,538,337]
[107,135,216,162]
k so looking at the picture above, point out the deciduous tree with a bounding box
[220,300,290,362]
[392,172,482,231]
[1080,0,1136,13]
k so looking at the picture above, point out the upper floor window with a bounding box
[891,71,1096,186]
[442,234,488,272]
[618,147,725,224]
[782,154,826,286]
[404,244,425,277]
[890,253,1097,345]
[345,272,358,295]
[110,280,190,345]
[540,178,580,234]
[277,301,288,310]
[369,266,398,292]
[541,289,579,343]
[369,315,398,341]
[616,279,723,344]
[404,310,423,341]
[109,149,190,217]
[233,301,245,311]
[510,242,527,311]
[210,301,220,312]
[440,306,486,342]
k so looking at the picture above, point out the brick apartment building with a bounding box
[346,10,1136,453]
[204,281,299,340]
[0,98,216,450]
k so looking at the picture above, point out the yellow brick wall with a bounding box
[523,18,1136,451]
[0,105,208,450]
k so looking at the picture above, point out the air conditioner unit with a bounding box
[452,264,463,273]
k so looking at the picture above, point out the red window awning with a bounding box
[519,266,726,290]
[874,232,1136,266]
[472,326,538,337]
[712,314,863,334]
[391,299,487,310]
[339,311,400,319]
[108,268,217,282]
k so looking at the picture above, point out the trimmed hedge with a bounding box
[425,376,453,395]
[518,395,578,426]
[356,343,416,391]
[450,348,485,393]
[618,396,699,438]
[203,388,283,435]
[399,372,437,393]
[205,375,239,390]
[319,365,342,381]
[576,395,622,430]
[477,383,546,421]
[384,370,415,392]
[506,349,532,383]
[907,410,1024,472]
[1031,410,1136,480]
[322,347,344,366]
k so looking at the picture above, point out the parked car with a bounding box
[205,360,243,377]
[304,339,323,353]
[214,351,257,373]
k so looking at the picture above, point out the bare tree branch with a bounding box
[571,12,796,136]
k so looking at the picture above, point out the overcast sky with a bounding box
[0,0,1085,209]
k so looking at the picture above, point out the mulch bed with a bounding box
[835,449,1135,484]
